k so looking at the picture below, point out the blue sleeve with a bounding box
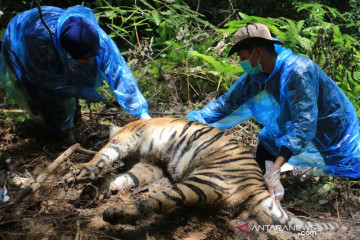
[187,74,254,125]
[276,62,318,155]
[98,31,149,116]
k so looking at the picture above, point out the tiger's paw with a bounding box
[103,204,140,225]
[65,159,106,183]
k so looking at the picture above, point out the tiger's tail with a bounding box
[253,197,341,233]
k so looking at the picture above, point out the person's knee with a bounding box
[255,144,275,173]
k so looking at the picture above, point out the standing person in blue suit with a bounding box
[187,23,360,199]
[0,5,151,142]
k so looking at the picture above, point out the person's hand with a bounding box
[264,158,285,201]
[78,86,106,103]
[140,112,152,120]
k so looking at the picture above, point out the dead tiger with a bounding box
[66,118,341,232]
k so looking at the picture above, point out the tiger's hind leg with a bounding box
[80,162,163,202]
[109,162,163,192]
[103,171,229,224]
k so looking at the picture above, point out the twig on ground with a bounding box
[137,65,149,82]
[75,220,83,240]
[83,184,99,208]
[5,143,93,216]
[336,195,341,224]
[153,43,173,60]
[0,109,25,113]
[81,111,186,116]
[150,111,185,115]
[76,146,97,155]
[81,118,97,134]
[82,111,119,116]
[173,43,192,52]
[43,144,58,158]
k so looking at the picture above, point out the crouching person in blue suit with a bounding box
[188,23,360,199]
[0,5,151,143]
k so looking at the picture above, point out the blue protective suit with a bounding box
[0,6,149,131]
[187,45,360,178]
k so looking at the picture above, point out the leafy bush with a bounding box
[95,0,225,104]
[1,1,358,114]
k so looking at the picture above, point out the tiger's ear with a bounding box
[109,124,122,140]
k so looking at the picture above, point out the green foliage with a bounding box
[0,112,29,129]
[96,0,213,46]
[344,0,360,38]
[93,1,360,110]
[188,51,242,91]
[283,175,360,218]
[15,115,27,123]
[220,3,360,115]
[1,0,359,113]
[95,0,223,103]
[296,3,360,114]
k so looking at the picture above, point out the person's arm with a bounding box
[276,63,318,158]
[264,156,286,201]
[98,31,150,119]
[187,73,255,125]
[265,62,319,201]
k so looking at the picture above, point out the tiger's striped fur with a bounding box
[68,118,341,232]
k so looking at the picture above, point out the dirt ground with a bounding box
[0,112,360,240]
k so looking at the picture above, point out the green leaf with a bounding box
[238,12,250,21]
[152,10,161,26]
[16,115,26,123]
[189,51,224,72]
[325,6,345,20]
[141,0,156,10]
[354,85,360,94]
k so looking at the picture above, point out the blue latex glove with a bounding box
[78,86,106,103]
[140,112,152,120]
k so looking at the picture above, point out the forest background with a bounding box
[0,1,359,239]
[0,0,359,116]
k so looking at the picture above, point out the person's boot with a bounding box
[73,97,82,127]
[58,129,77,147]
[52,124,78,147]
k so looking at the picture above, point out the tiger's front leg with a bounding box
[66,136,137,182]
[109,162,163,192]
